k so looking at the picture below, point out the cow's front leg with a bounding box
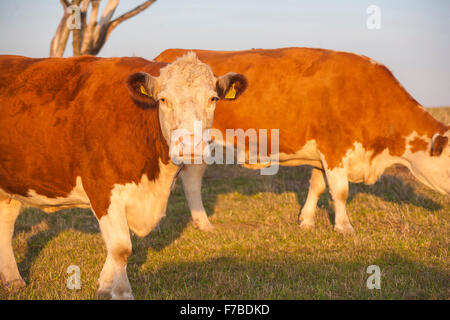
[299,167,326,229]
[0,199,25,291]
[324,167,354,233]
[180,164,214,231]
[96,202,133,300]
[97,254,114,298]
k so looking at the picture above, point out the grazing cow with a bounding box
[155,47,450,233]
[0,53,247,299]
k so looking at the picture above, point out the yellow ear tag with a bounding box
[224,82,236,99]
[140,85,151,97]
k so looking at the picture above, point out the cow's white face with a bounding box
[127,52,247,164]
[406,131,450,195]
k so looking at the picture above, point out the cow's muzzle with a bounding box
[170,134,211,164]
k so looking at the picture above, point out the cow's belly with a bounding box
[233,139,323,169]
[344,143,409,184]
[267,140,323,168]
[1,176,91,212]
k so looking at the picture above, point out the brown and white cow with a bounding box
[155,47,450,233]
[0,53,247,299]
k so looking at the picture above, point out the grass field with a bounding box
[1,108,449,300]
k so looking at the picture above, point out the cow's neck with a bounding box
[399,104,447,139]
[399,127,450,194]
[363,105,447,181]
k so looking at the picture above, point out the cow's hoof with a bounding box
[299,221,315,230]
[194,220,215,232]
[334,223,355,234]
[4,278,26,292]
[96,287,112,299]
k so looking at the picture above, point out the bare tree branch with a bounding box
[80,0,90,12]
[71,0,83,56]
[108,0,156,32]
[72,0,90,56]
[92,0,156,55]
[81,0,99,54]
[61,0,71,7]
[80,0,90,31]
[50,0,71,57]
[90,0,119,54]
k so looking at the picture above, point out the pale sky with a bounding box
[0,0,449,106]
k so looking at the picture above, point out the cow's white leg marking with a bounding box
[325,167,354,233]
[181,164,214,232]
[0,199,25,290]
[97,253,114,298]
[299,167,326,229]
[97,202,133,300]
[95,162,179,299]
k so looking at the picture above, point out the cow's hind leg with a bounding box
[181,164,214,231]
[324,168,354,233]
[0,199,25,290]
[298,167,326,229]
[96,203,133,300]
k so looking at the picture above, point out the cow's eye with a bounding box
[159,98,167,103]
[209,96,219,104]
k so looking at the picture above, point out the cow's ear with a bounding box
[126,72,157,106]
[216,72,248,100]
[430,134,448,156]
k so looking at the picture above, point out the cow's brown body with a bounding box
[155,48,449,233]
[156,48,447,166]
[0,54,247,299]
[0,55,169,218]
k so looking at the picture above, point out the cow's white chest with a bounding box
[108,160,180,237]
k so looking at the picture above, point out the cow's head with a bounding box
[406,130,450,195]
[127,52,247,164]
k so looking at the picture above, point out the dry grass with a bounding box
[428,107,450,125]
[1,108,449,300]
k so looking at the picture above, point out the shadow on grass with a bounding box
[199,165,442,227]
[15,208,98,282]
[129,252,449,299]
[317,167,443,226]
[347,168,443,211]
[12,201,193,284]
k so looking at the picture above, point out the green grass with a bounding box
[1,108,449,300]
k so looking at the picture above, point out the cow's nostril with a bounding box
[174,134,207,158]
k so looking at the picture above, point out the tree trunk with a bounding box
[49,1,71,57]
